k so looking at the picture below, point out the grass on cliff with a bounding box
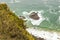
[0,3,35,40]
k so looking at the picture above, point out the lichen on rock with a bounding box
[0,3,35,40]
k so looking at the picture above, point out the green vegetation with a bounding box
[0,3,35,40]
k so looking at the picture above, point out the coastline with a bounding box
[26,27,60,40]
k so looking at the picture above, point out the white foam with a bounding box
[59,16,60,20]
[45,17,50,22]
[10,0,20,3]
[26,28,60,40]
[22,11,30,20]
[30,13,45,25]
[58,6,60,8]
[13,11,15,13]
[58,11,60,12]
[22,10,45,26]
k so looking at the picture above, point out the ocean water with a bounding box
[0,0,60,31]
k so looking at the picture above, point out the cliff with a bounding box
[0,3,35,40]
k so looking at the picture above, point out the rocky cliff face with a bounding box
[0,3,35,40]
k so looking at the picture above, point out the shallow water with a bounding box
[0,0,60,31]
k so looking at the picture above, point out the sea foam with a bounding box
[22,10,45,26]
[26,28,60,40]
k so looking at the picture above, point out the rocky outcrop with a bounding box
[0,3,35,40]
[29,12,40,20]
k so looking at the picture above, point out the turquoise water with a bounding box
[0,0,60,31]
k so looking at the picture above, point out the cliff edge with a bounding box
[0,3,35,40]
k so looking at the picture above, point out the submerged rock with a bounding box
[19,16,26,19]
[0,3,35,40]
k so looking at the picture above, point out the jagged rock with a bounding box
[29,12,40,20]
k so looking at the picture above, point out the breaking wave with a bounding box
[22,10,45,26]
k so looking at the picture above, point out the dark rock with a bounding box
[29,12,40,20]
[19,16,26,19]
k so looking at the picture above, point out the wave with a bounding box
[10,0,20,3]
[22,10,45,26]
[26,27,60,40]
